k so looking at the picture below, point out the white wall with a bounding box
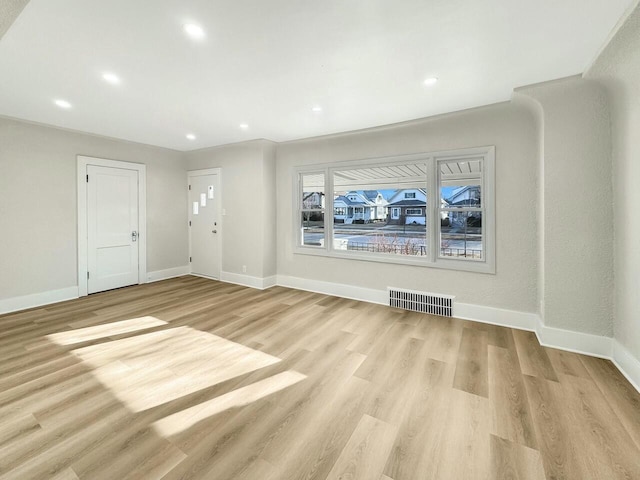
[516,77,614,337]
[0,117,188,301]
[276,103,539,314]
[185,140,277,280]
[587,4,640,360]
[262,142,278,278]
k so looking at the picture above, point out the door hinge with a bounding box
[189,221,191,226]
[189,257,192,262]
[86,174,89,182]
[188,185,191,190]
[87,271,90,279]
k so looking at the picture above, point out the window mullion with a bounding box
[326,167,333,253]
[428,156,437,262]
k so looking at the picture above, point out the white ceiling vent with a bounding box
[388,287,454,317]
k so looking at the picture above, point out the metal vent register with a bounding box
[388,287,454,317]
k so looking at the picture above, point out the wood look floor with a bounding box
[1,276,639,480]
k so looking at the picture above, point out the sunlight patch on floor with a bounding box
[153,370,307,437]
[47,316,167,345]
[66,325,281,412]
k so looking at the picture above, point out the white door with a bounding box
[87,165,140,294]
[189,172,220,278]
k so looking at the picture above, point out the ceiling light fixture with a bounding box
[183,23,205,39]
[54,99,72,109]
[424,77,438,86]
[239,123,249,130]
[312,106,323,113]
[102,72,121,85]
[186,133,196,140]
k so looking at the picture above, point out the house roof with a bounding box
[388,199,426,207]
[447,185,481,206]
[334,195,368,206]
[361,190,380,201]
[387,188,427,204]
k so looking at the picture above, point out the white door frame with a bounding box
[77,156,147,297]
[188,168,222,278]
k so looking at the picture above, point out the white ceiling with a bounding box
[0,0,633,151]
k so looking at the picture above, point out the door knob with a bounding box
[212,230,217,233]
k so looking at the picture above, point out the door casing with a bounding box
[77,156,147,297]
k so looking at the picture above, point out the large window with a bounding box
[295,147,495,273]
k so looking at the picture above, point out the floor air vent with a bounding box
[388,287,454,317]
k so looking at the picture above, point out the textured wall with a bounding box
[185,140,277,278]
[276,103,539,313]
[517,77,614,337]
[0,117,188,300]
[587,4,640,358]
[0,0,29,40]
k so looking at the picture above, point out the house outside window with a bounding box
[334,207,346,216]
[294,146,495,273]
[299,173,325,247]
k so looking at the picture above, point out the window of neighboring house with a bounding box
[299,172,325,247]
[294,147,495,273]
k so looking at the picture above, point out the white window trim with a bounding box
[293,146,495,274]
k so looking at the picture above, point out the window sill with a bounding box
[293,246,495,274]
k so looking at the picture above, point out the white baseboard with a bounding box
[271,274,639,393]
[612,341,640,392]
[455,302,538,332]
[534,317,613,359]
[276,275,388,305]
[0,286,79,315]
[147,266,190,283]
[221,271,277,290]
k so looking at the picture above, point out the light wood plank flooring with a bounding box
[1,276,638,479]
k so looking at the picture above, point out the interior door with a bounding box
[189,173,220,278]
[87,165,139,294]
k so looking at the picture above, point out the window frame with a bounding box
[293,146,495,274]
[298,171,326,249]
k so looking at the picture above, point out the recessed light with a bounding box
[186,133,196,140]
[102,72,121,85]
[54,99,72,109]
[239,123,249,130]
[183,23,205,39]
[312,106,323,113]
[424,77,438,86]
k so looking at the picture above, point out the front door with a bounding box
[188,172,220,279]
[87,165,140,294]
